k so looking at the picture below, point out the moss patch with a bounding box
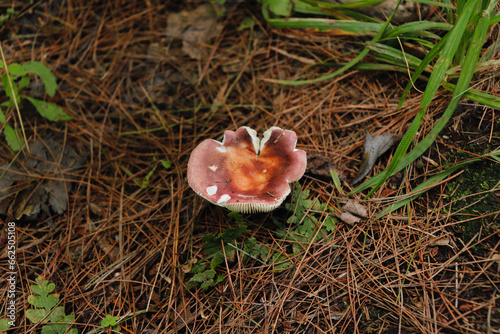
[446,160,500,244]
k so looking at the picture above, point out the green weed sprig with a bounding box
[0,59,72,151]
[25,277,77,334]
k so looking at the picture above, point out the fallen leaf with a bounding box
[339,212,361,225]
[166,4,223,59]
[351,132,402,185]
[181,258,198,273]
[307,152,346,180]
[490,253,500,263]
[337,200,369,225]
[0,139,84,219]
[342,200,368,218]
[429,237,450,247]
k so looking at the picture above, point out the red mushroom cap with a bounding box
[187,127,307,213]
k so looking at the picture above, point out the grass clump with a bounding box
[259,0,499,199]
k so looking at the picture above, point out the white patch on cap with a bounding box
[209,165,218,172]
[216,146,227,153]
[242,127,261,155]
[217,194,231,204]
[206,186,218,195]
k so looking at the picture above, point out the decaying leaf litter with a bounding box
[0,1,499,333]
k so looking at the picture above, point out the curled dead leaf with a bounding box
[351,132,402,185]
[338,200,369,225]
[429,237,450,247]
[181,258,198,273]
[339,212,361,225]
[343,200,368,218]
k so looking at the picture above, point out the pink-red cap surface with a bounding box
[187,127,307,213]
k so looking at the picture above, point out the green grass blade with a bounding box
[367,42,426,70]
[374,149,500,220]
[266,18,382,33]
[411,0,455,9]
[397,35,449,109]
[383,21,452,40]
[490,13,500,25]
[442,82,500,109]
[322,61,429,74]
[300,0,390,10]
[265,0,404,85]
[374,163,464,221]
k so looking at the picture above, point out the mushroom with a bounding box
[187,127,307,213]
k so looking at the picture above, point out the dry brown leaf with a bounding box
[0,139,84,219]
[307,152,346,179]
[429,237,450,246]
[351,132,402,185]
[181,258,198,273]
[339,212,361,225]
[343,200,368,218]
[166,4,222,59]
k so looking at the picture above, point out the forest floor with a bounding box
[0,1,499,333]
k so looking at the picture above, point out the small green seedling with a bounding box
[275,183,336,253]
[186,212,249,290]
[0,318,11,333]
[101,314,121,332]
[160,159,172,169]
[0,8,17,28]
[0,60,72,151]
[25,277,77,334]
[140,157,172,188]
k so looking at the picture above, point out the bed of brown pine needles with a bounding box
[1,1,499,333]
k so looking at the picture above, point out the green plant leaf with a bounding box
[1,73,20,105]
[41,316,77,334]
[4,124,24,152]
[210,252,228,269]
[160,159,172,168]
[23,61,57,97]
[238,17,256,31]
[0,318,12,331]
[101,314,119,328]
[25,277,77,334]
[28,278,59,312]
[25,97,72,121]
[18,74,30,90]
[0,7,17,27]
[26,308,49,323]
[8,63,26,76]
[263,0,293,17]
[141,164,157,188]
[0,109,5,123]
[189,269,219,290]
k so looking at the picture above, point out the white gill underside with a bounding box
[224,201,282,214]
